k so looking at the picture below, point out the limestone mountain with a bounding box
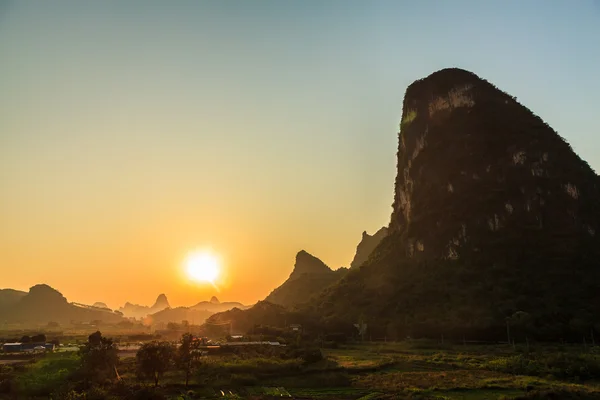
[119,294,171,319]
[149,307,214,326]
[189,297,249,313]
[206,301,306,334]
[0,288,27,310]
[0,284,122,326]
[350,227,388,269]
[311,68,600,340]
[152,294,170,310]
[264,250,347,308]
[92,302,109,310]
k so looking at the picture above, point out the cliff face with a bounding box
[350,227,388,269]
[390,68,599,263]
[309,68,600,338]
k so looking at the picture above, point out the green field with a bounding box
[2,340,600,399]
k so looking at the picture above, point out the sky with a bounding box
[1,0,599,309]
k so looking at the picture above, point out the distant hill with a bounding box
[0,289,27,310]
[148,307,214,325]
[350,227,388,269]
[92,302,109,310]
[119,294,171,319]
[205,301,310,334]
[309,68,600,340]
[263,250,347,308]
[0,284,123,326]
[189,296,249,314]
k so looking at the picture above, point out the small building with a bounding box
[2,343,23,353]
[289,324,302,332]
[44,343,55,352]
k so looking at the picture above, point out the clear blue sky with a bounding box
[1,0,599,306]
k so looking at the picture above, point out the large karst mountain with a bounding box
[211,68,600,340]
[310,68,600,339]
[264,250,348,308]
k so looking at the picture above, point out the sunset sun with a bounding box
[185,251,220,284]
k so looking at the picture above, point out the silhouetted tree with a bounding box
[19,335,31,343]
[177,333,202,388]
[80,331,119,383]
[167,322,180,331]
[31,334,46,343]
[136,341,175,387]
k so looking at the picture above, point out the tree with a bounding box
[167,322,180,331]
[177,333,202,388]
[136,341,176,387]
[80,331,119,383]
[117,320,134,329]
[31,334,46,343]
[509,311,533,350]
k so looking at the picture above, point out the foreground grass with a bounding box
[6,341,600,399]
[15,352,80,396]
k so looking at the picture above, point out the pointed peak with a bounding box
[210,296,220,304]
[151,294,170,309]
[350,227,389,269]
[291,250,331,277]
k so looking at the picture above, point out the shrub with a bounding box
[487,353,600,381]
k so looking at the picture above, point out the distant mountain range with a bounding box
[0,285,249,328]
[118,294,172,319]
[0,285,123,327]
[115,293,249,324]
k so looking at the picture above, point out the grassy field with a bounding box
[126,340,600,399]
[2,340,600,399]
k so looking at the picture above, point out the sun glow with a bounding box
[185,251,220,284]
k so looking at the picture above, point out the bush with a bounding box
[487,353,600,381]
[132,386,167,400]
[230,373,258,385]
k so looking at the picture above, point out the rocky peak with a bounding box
[289,250,332,280]
[210,296,220,304]
[151,294,170,310]
[391,67,600,262]
[350,227,388,269]
[25,284,67,304]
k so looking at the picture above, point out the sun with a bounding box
[185,251,220,284]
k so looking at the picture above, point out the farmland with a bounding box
[2,336,600,399]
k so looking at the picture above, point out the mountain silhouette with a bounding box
[0,289,27,310]
[0,284,122,326]
[263,250,347,308]
[350,227,388,269]
[310,68,600,339]
[119,294,171,319]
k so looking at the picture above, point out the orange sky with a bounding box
[2,2,599,309]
